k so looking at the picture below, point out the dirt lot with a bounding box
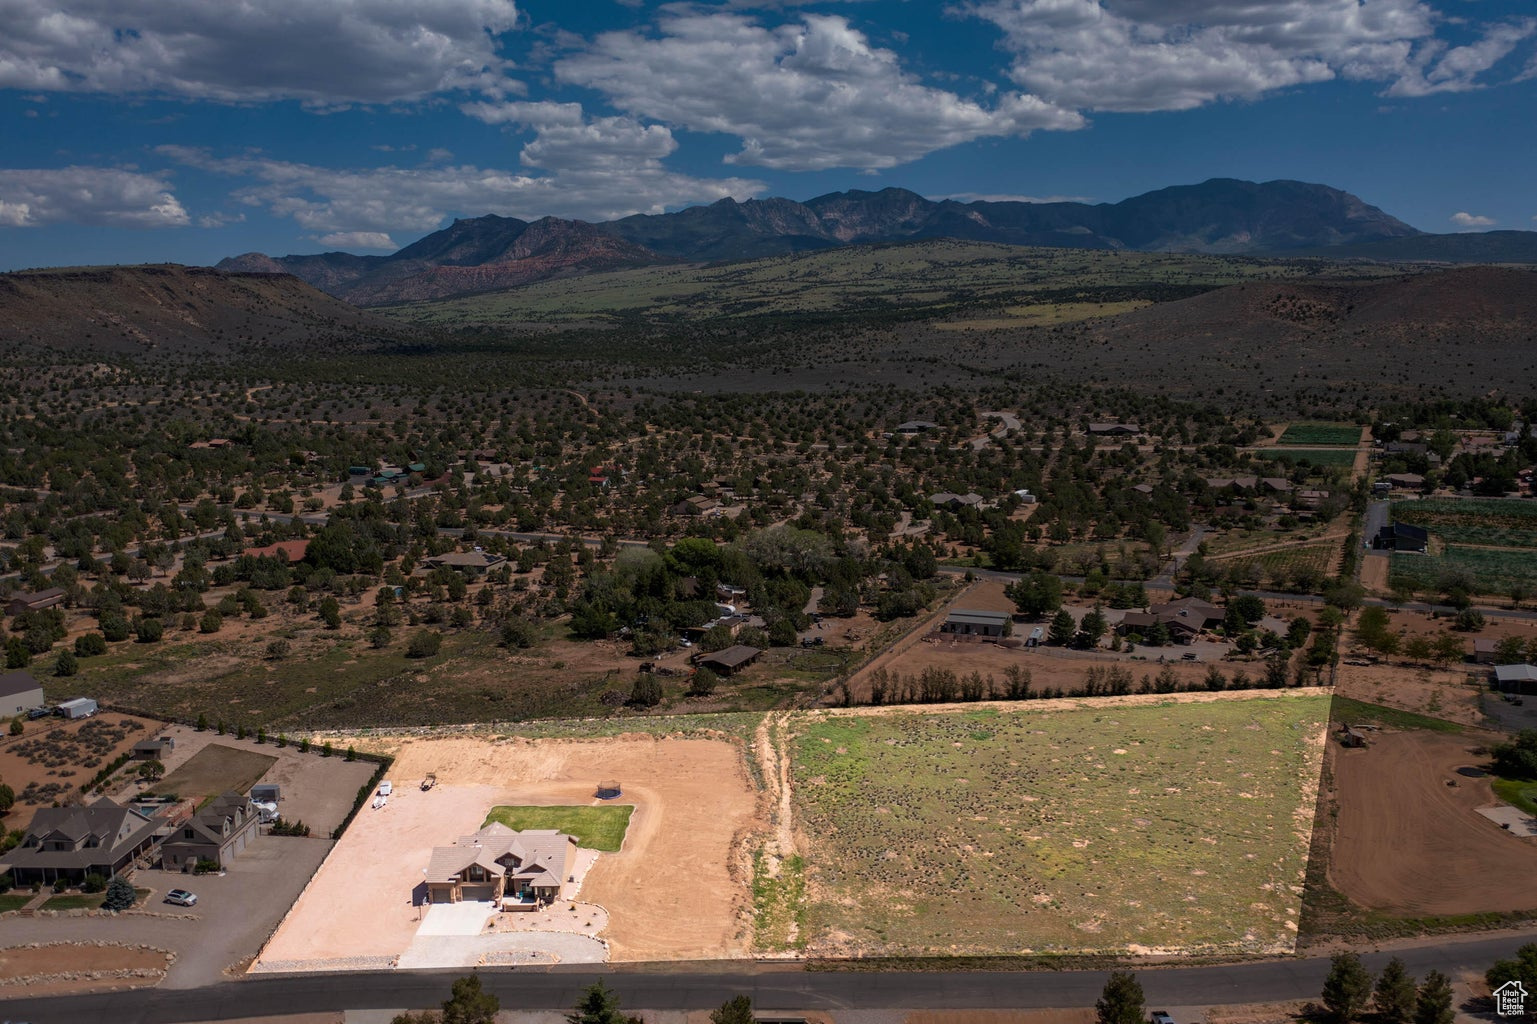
[1328,728,1537,915]
[0,941,170,994]
[1334,662,1482,727]
[0,712,159,831]
[256,732,760,968]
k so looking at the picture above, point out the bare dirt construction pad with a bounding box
[1329,729,1537,915]
[791,693,1330,957]
[256,732,759,968]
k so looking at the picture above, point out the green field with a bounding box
[0,893,32,912]
[1256,448,1358,467]
[482,805,634,853]
[789,695,1329,956]
[1390,545,1537,596]
[1279,424,1362,446]
[1392,498,1537,549]
[42,892,106,910]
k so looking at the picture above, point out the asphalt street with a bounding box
[7,931,1537,1024]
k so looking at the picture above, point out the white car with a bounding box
[377,780,393,796]
[164,888,198,907]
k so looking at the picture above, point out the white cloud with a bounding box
[554,11,1082,171]
[0,0,521,105]
[316,231,397,250]
[1450,211,1496,228]
[968,0,1532,113]
[0,167,189,228]
[159,130,765,236]
[1386,18,1537,96]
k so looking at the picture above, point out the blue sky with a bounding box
[1,0,1534,270]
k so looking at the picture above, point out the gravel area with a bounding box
[395,930,607,969]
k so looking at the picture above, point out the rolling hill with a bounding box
[0,264,401,356]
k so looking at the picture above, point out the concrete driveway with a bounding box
[2,833,333,989]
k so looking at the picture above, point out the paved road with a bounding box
[8,931,1536,1024]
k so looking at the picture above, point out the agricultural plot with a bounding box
[1210,544,1336,589]
[1256,448,1357,467]
[147,743,277,802]
[1278,424,1362,446]
[789,694,1330,957]
[1390,546,1537,597]
[1392,498,1537,549]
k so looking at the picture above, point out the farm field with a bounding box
[1390,546,1537,597]
[1392,498,1537,549]
[1255,448,1358,467]
[483,805,634,852]
[788,693,1330,957]
[1278,424,1363,446]
[1208,543,1337,589]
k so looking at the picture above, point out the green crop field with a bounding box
[1256,448,1358,467]
[482,805,634,852]
[1392,498,1537,549]
[789,695,1329,956]
[1278,424,1362,446]
[1389,546,1537,596]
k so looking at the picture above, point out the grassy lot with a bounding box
[1329,696,1463,733]
[1390,546,1537,597]
[482,805,634,852]
[1256,448,1358,467]
[753,851,807,952]
[147,744,278,801]
[790,695,1330,956]
[1279,424,1362,446]
[0,893,33,912]
[43,892,105,910]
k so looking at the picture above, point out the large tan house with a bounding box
[424,824,578,905]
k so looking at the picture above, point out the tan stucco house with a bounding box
[424,824,578,905]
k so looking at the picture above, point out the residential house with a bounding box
[930,492,984,509]
[1149,597,1224,628]
[895,420,938,434]
[1383,473,1426,490]
[1117,597,1220,645]
[159,792,260,872]
[695,645,762,675]
[424,824,578,905]
[939,609,1011,638]
[1293,489,1331,510]
[2,798,160,886]
[6,588,65,616]
[670,495,722,517]
[0,668,44,717]
[1260,478,1295,496]
[1088,423,1140,436]
[1204,476,1259,493]
[423,551,507,576]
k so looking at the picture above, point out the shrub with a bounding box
[8,717,22,737]
[406,630,443,659]
[53,649,78,677]
[629,675,664,708]
[191,858,221,875]
[133,617,164,643]
[199,611,223,634]
[73,632,106,658]
[266,638,291,660]
[81,872,107,894]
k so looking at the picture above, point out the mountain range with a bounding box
[217,178,1533,306]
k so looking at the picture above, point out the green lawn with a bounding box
[789,695,1331,956]
[0,893,33,911]
[482,805,634,852]
[1492,778,1537,818]
[1390,546,1537,597]
[43,891,106,910]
